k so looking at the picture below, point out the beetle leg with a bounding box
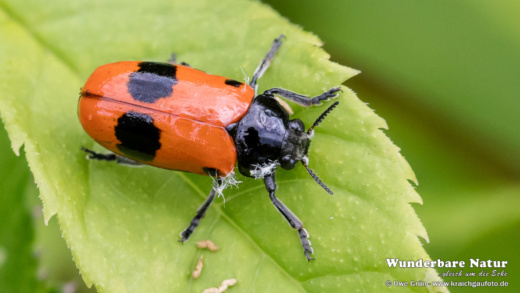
[168,53,191,67]
[264,87,342,107]
[179,180,221,243]
[81,147,142,166]
[264,173,314,261]
[250,35,285,91]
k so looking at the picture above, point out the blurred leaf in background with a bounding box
[263,0,520,292]
[0,120,60,293]
[0,120,38,293]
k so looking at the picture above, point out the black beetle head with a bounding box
[280,102,339,194]
[280,118,311,170]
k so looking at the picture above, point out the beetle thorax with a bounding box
[231,94,311,177]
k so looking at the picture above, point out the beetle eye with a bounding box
[289,119,305,133]
[264,109,275,117]
[280,155,297,170]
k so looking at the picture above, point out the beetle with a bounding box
[78,35,340,261]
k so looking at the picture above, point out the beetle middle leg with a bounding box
[264,173,314,261]
[264,87,342,107]
[179,179,221,242]
[81,147,142,166]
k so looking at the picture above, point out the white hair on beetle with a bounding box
[250,161,279,179]
[240,66,250,85]
[209,171,242,204]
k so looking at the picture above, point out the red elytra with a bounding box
[78,61,255,176]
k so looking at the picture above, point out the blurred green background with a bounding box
[1,0,519,292]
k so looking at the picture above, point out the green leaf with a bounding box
[0,0,445,292]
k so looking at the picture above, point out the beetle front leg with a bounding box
[264,173,314,261]
[264,87,341,107]
[179,180,220,242]
[250,35,285,90]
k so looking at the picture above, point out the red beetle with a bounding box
[78,35,340,260]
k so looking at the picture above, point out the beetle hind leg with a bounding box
[168,54,191,67]
[81,147,142,166]
[179,180,220,242]
[82,147,116,161]
[264,173,315,261]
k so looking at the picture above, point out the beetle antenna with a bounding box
[307,101,339,134]
[301,161,333,195]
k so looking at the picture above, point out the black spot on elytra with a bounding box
[225,79,243,88]
[115,111,161,161]
[128,62,178,103]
